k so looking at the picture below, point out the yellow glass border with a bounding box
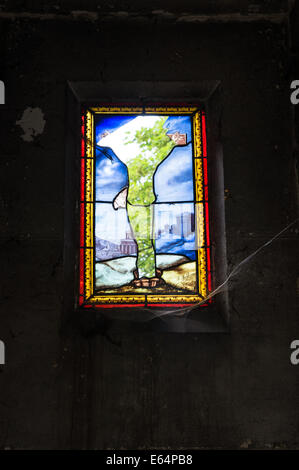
[91,107,143,114]
[85,111,94,299]
[83,106,208,304]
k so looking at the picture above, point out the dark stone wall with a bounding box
[0,1,298,449]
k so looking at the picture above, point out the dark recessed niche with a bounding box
[64,81,228,333]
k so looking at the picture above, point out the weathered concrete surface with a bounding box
[0,0,291,15]
[0,1,298,449]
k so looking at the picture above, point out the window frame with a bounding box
[64,81,229,333]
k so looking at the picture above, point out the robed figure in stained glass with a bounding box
[96,116,191,288]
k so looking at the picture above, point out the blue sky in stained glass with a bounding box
[95,115,194,202]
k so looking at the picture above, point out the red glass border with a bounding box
[202,113,212,295]
[79,108,213,308]
[83,303,208,308]
[79,114,85,301]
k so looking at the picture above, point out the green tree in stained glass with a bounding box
[112,116,187,287]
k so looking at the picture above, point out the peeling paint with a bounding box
[240,439,252,449]
[0,11,289,24]
[176,13,286,24]
[16,107,46,142]
[71,10,98,21]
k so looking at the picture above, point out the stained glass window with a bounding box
[79,106,212,309]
